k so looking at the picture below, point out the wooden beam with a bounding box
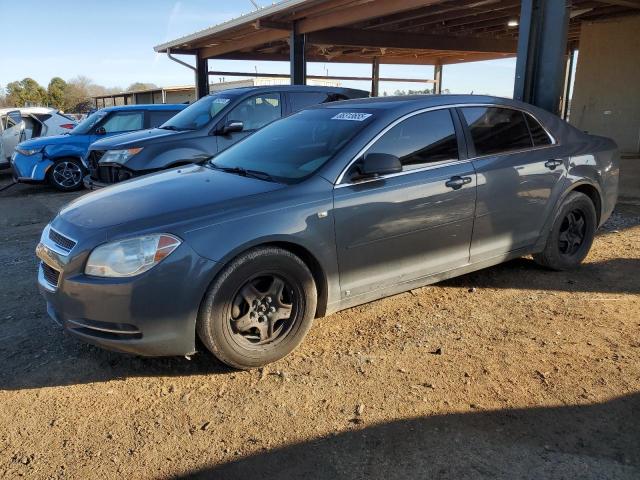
[297,0,444,34]
[199,29,288,58]
[253,19,292,31]
[307,27,517,53]
[594,0,640,8]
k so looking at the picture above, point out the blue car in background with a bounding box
[10,104,186,191]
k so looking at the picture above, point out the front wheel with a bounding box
[197,247,317,369]
[48,158,84,191]
[533,191,597,271]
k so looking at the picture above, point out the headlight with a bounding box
[16,147,43,156]
[85,234,181,278]
[99,147,143,165]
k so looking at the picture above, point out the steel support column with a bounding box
[371,57,380,97]
[513,0,570,113]
[195,51,209,99]
[434,64,443,94]
[561,49,576,120]
[290,22,306,85]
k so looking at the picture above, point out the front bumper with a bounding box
[11,151,52,183]
[36,236,219,357]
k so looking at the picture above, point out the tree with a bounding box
[47,77,67,110]
[0,85,8,107]
[5,78,48,107]
[64,76,95,113]
[126,82,157,92]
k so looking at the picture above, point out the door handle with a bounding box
[445,176,472,190]
[544,159,563,170]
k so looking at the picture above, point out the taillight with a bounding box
[60,123,75,129]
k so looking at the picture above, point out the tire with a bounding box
[533,191,597,271]
[197,247,317,369]
[48,158,84,191]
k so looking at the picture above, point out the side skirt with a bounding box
[325,246,531,315]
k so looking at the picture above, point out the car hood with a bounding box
[90,128,183,150]
[55,164,285,234]
[18,134,85,149]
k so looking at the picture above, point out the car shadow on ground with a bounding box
[441,257,640,295]
[176,393,640,479]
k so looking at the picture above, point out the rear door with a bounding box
[458,106,565,261]
[333,108,476,298]
[216,93,282,152]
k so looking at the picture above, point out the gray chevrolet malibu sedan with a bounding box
[36,95,619,369]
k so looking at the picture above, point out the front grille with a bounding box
[88,150,134,185]
[48,228,76,253]
[41,262,60,288]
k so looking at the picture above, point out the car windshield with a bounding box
[209,108,376,184]
[160,93,236,131]
[70,110,108,135]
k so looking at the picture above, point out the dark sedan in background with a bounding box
[83,85,368,188]
[36,95,618,369]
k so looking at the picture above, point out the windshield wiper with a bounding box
[158,125,181,131]
[210,163,276,182]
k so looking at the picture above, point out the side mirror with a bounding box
[354,153,402,180]
[95,126,106,135]
[219,120,243,135]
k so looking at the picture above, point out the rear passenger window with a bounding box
[366,109,458,170]
[148,110,181,128]
[525,113,552,146]
[462,107,532,156]
[289,92,332,113]
[101,111,143,133]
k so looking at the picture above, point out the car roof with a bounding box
[100,104,187,112]
[207,85,369,97]
[0,107,57,115]
[316,94,544,114]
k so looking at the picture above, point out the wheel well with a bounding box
[571,183,602,224]
[264,241,328,318]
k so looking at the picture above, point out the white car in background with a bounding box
[0,107,77,168]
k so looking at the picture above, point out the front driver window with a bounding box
[348,109,459,180]
[100,111,144,133]
[227,93,281,131]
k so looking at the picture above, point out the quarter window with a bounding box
[364,109,459,171]
[525,113,552,146]
[462,107,532,156]
[227,93,282,131]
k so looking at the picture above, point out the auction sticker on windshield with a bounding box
[213,98,231,104]
[331,112,372,121]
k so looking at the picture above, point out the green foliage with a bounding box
[47,77,68,110]
[6,78,48,107]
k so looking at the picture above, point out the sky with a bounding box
[0,0,518,97]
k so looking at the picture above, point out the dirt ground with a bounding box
[0,171,639,480]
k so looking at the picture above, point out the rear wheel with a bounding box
[533,191,597,271]
[48,158,84,191]
[197,247,317,369]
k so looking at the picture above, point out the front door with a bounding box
[216,93,282,152]
[333,108,476,299]
[458,106,567,261]
[1,111,24,160]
